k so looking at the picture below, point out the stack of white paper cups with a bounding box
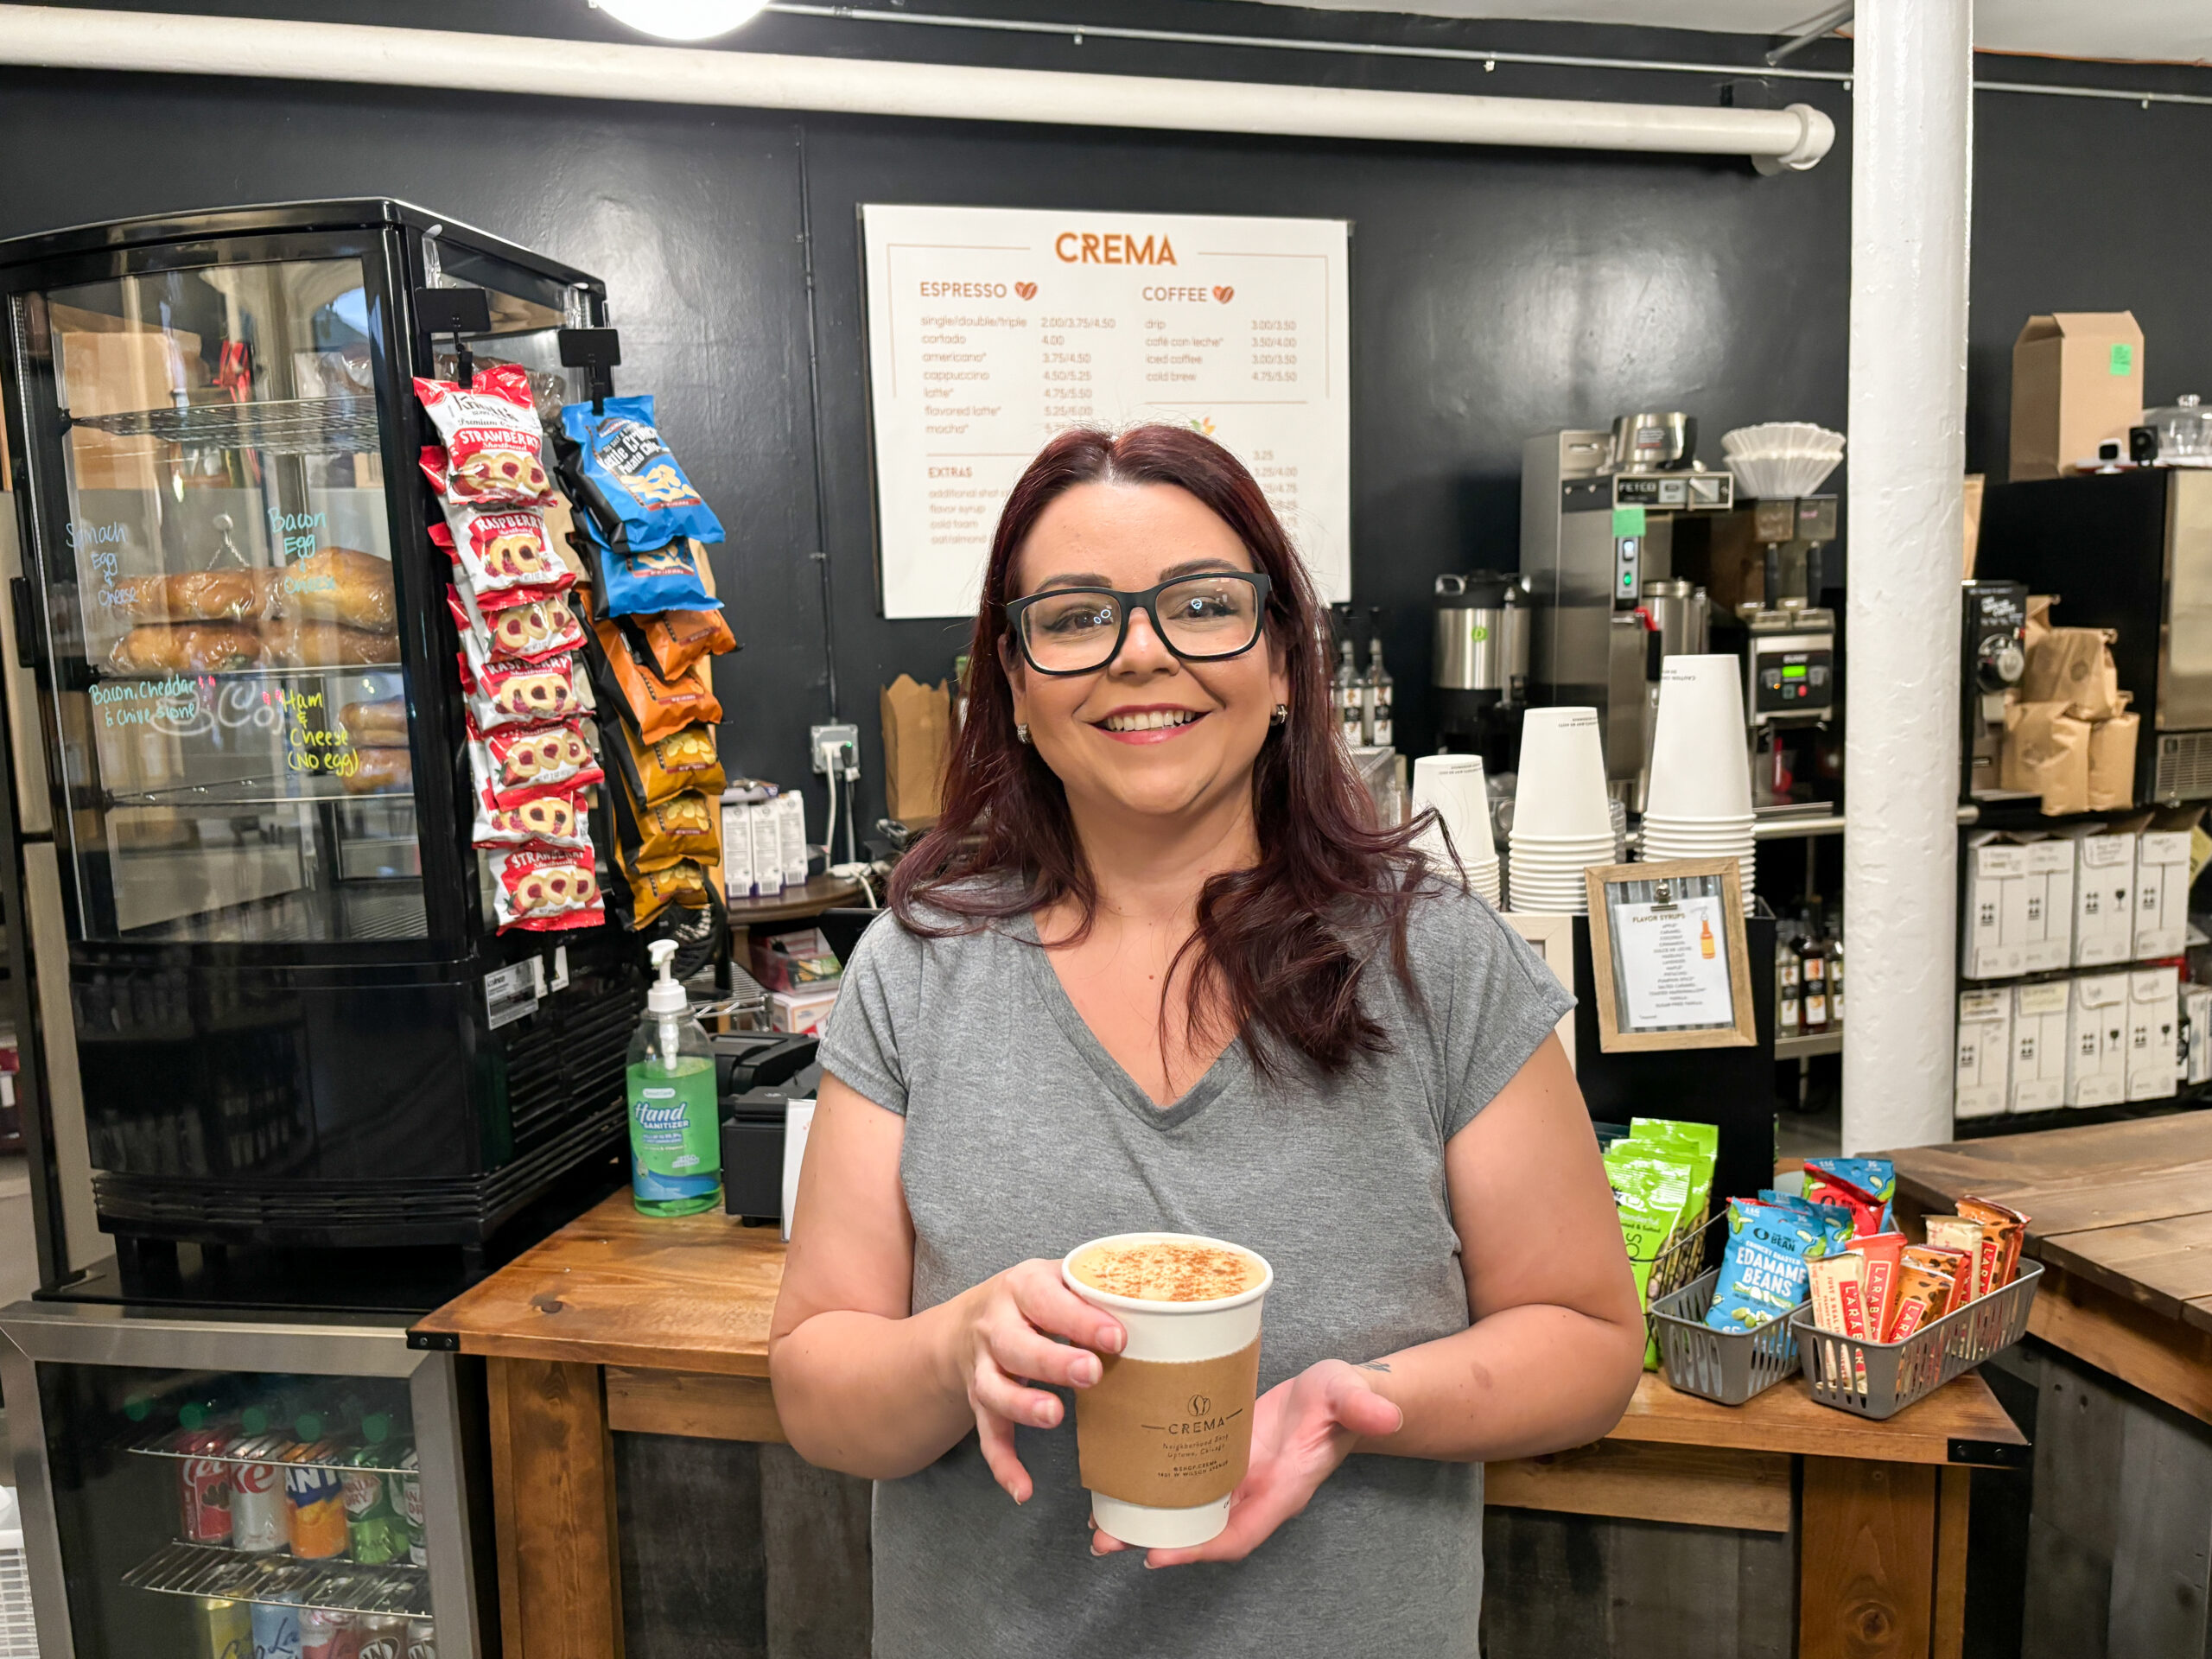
[1508,708,1614,915]
[1641,655,1756,901]
[1410,754,1501,906]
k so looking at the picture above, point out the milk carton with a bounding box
[2009,981,2071,1113]
[2133,823,2193,960]
[2069,826,2137,968]
[2066,973,2130,1106]
[1961,837,2029,981]
[2125,966,2181,1102]
[1955,989,2012,1119]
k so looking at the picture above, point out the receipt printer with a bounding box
[716,1033,819,1225]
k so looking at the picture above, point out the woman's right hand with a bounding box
[950,1260,1126,1503]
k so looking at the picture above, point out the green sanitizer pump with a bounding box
[627,938,721,1217]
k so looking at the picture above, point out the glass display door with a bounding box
[26,255,423,944]
[0,1306,480,1659]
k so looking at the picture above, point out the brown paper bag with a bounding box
[1963,474,1986,579]
[2021,624,2123,721]
[879,675,950,827]
[2003,700,2092,814]
[2088,706,2139,810]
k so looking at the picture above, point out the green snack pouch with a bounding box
[1605,1147,1694,1369]
[1630,1118,1719,1237]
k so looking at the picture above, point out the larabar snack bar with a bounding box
[1807,1249,1865,1336]
[1923,1217,1987,1304]
[1855,1232,1908,1341]
[1957,1197,2031,1291]
[1887,1249,1963,1340]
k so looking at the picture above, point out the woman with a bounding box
[770,425,1643,1657]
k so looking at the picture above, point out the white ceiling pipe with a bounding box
[0,4,1833,167]
[1841,0,1970,1156]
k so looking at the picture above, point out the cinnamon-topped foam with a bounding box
[1067,1240,1264,1302]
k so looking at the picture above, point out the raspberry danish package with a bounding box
[456,651,590,733]
[446,586,585,666]
[472,785,594,854]
[556,395,724,554]
[414,364,555,505]
[470,720,604,808]
[488,847,604,933]
[432,509,574,597]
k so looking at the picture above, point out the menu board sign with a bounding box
[861,204,1351,620]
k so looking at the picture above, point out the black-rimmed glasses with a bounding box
[1004,572,1274,676]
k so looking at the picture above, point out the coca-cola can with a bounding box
[177,1429,232,1545]
[300,1608,363,1659]
[228,1433,288,1554]
[404,1620,435,1659]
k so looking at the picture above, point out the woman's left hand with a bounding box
[1090,1358,1404,1568]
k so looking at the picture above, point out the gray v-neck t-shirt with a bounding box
[816,881,1574,1659]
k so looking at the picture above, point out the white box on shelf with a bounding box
[2133,827,2192,960]
[2022,838,2076,972]
[751,803,785,897]
[721,792,755,900]
[2126,965,2181,1102]
[2009,980,2072,1113]
[1961,838,2028,980]
[769,985,840,1037]
[2066,972,2131,1106]
[2069,827,2138,968]
[1955,988,2012,1120]
[2184,982,2212,1087]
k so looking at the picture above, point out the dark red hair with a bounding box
[888,425,1434,1077]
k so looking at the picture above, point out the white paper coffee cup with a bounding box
[1061,1232,1273,1550]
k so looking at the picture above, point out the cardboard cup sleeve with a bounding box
[1075,1341,1262,1508]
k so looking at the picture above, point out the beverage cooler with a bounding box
[2,1300,483,1657]
[0,201,642,1255]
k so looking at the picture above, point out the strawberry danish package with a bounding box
[489,847,604,933]
[472,785,594,854]
[415,364,556,505]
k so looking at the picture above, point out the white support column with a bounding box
[1843,0,1973,1154]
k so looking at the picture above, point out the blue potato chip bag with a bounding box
[558,396,724,553]
[1704,1198,1827,1333]
[577,522,721,619]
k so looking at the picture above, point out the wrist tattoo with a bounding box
[1359,1361,1392,1374]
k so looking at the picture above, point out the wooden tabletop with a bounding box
[725,874,864,929]
[420,1192,2024,1461]
[416,1192,785,1376]
[1890,1114,2212,1336]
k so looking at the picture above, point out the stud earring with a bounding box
[1269,703,1288,726]
[1015,722,1032,745]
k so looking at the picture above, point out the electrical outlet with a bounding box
[810,723,860,774]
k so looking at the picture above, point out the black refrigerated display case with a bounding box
[0,202,640,1255]
[2,1299,488,1658]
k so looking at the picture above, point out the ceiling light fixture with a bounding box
[590,0,767,42]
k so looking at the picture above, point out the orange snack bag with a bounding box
[1956,1197,2030,1291]
[591,620,721,743]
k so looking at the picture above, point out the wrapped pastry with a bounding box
[488,848,604,933]
[261,618,400,669]
[341,698,410,747]
[432,508,571,596]
[110,622,264,674]
[414,364,554,505]
[473,785,592,854]
[341,747,412,795]
[470,719,603,809]
[277,548,397,632]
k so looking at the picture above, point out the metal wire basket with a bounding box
[1649,1267,1810,1406]
[1792,1260,2044,1420]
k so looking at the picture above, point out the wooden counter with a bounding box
[1891,1113,2212,1426]
[419,1192,2024,1659]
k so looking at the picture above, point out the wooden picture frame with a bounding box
[1582,860,1756,1053]
[1503,912,1577,1072]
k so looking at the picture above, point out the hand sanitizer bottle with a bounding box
[628,939,721,1217]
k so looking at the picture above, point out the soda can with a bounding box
[353,1615,408,1659]
[300,1608,363,1659]
[194,1596,252,1659]
[397,1449,426,1567]
[404,1620,435,1659]
[282,1445,350,1560]
[251,1598,302,1659]
[178,1428,232,1544]
[230,1434,289,1554]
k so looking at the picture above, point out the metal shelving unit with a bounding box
[67,397,380,455]
[127,1427,410,1478]
[120,1541,428,1618]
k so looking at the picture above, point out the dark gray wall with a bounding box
[3,1,2209,828]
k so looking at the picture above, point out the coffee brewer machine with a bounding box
[1961,580,2029,799]
[1430,570,1529,769]
[1520,424,1732,804]
[1673,496,1840,808]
